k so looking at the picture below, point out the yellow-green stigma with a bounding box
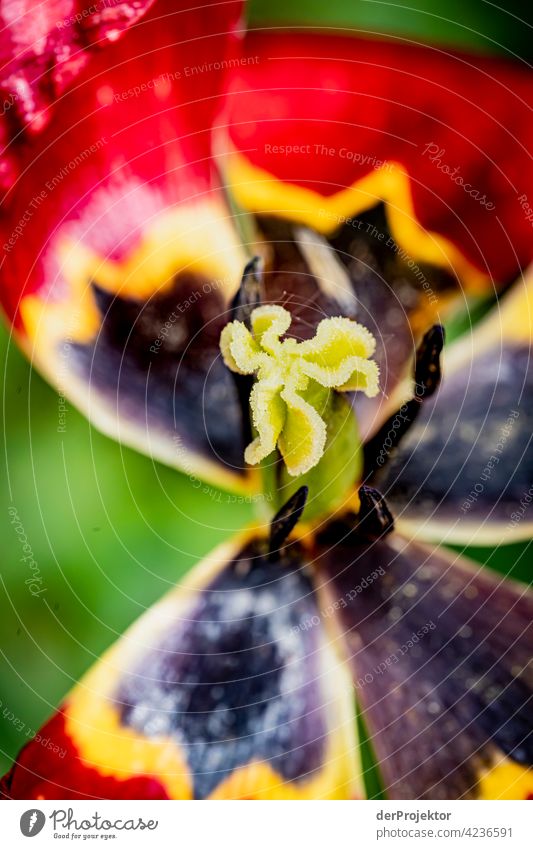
[220,305,379,477]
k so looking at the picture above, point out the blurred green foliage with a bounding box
[248,0,533,60]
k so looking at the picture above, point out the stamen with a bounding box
[220,305,380,476]
[230,255,264,327]
[268,486,309,558]
[315,486,394,546]
[364,324,445,478]
[356,486,395,540]
[228,257,265,447]
[414,324,445,400]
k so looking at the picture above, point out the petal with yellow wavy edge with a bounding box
[221,31,533,289]
[1,525,361,800]
[219,29,533,439]
[0,0,258,493]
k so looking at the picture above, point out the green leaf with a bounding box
[357,700,387,800]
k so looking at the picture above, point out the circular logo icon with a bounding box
[20,809,46,837]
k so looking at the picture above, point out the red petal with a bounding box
[0,0,156,132]
[1,0,245,322]
[0,710,169,800]
[0,0,248,489]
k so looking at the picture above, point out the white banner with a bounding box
[0,800,531,848]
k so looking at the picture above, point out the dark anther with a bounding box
[364,324,445,479]
[230,255,264,327]
[315,486,394,546]
[414,324,445,400]
[228,257,264,447]
[268,486,308,559]
[356,486,395,541]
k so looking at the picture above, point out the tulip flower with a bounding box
[0,0,532,800]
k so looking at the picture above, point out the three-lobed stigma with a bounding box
[220,305,379,476]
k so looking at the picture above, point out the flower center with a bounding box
[220,305,379,477]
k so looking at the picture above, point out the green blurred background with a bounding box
[1,0,533,797]
[248,0,533,60]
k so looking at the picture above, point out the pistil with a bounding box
[220,304,379,477]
